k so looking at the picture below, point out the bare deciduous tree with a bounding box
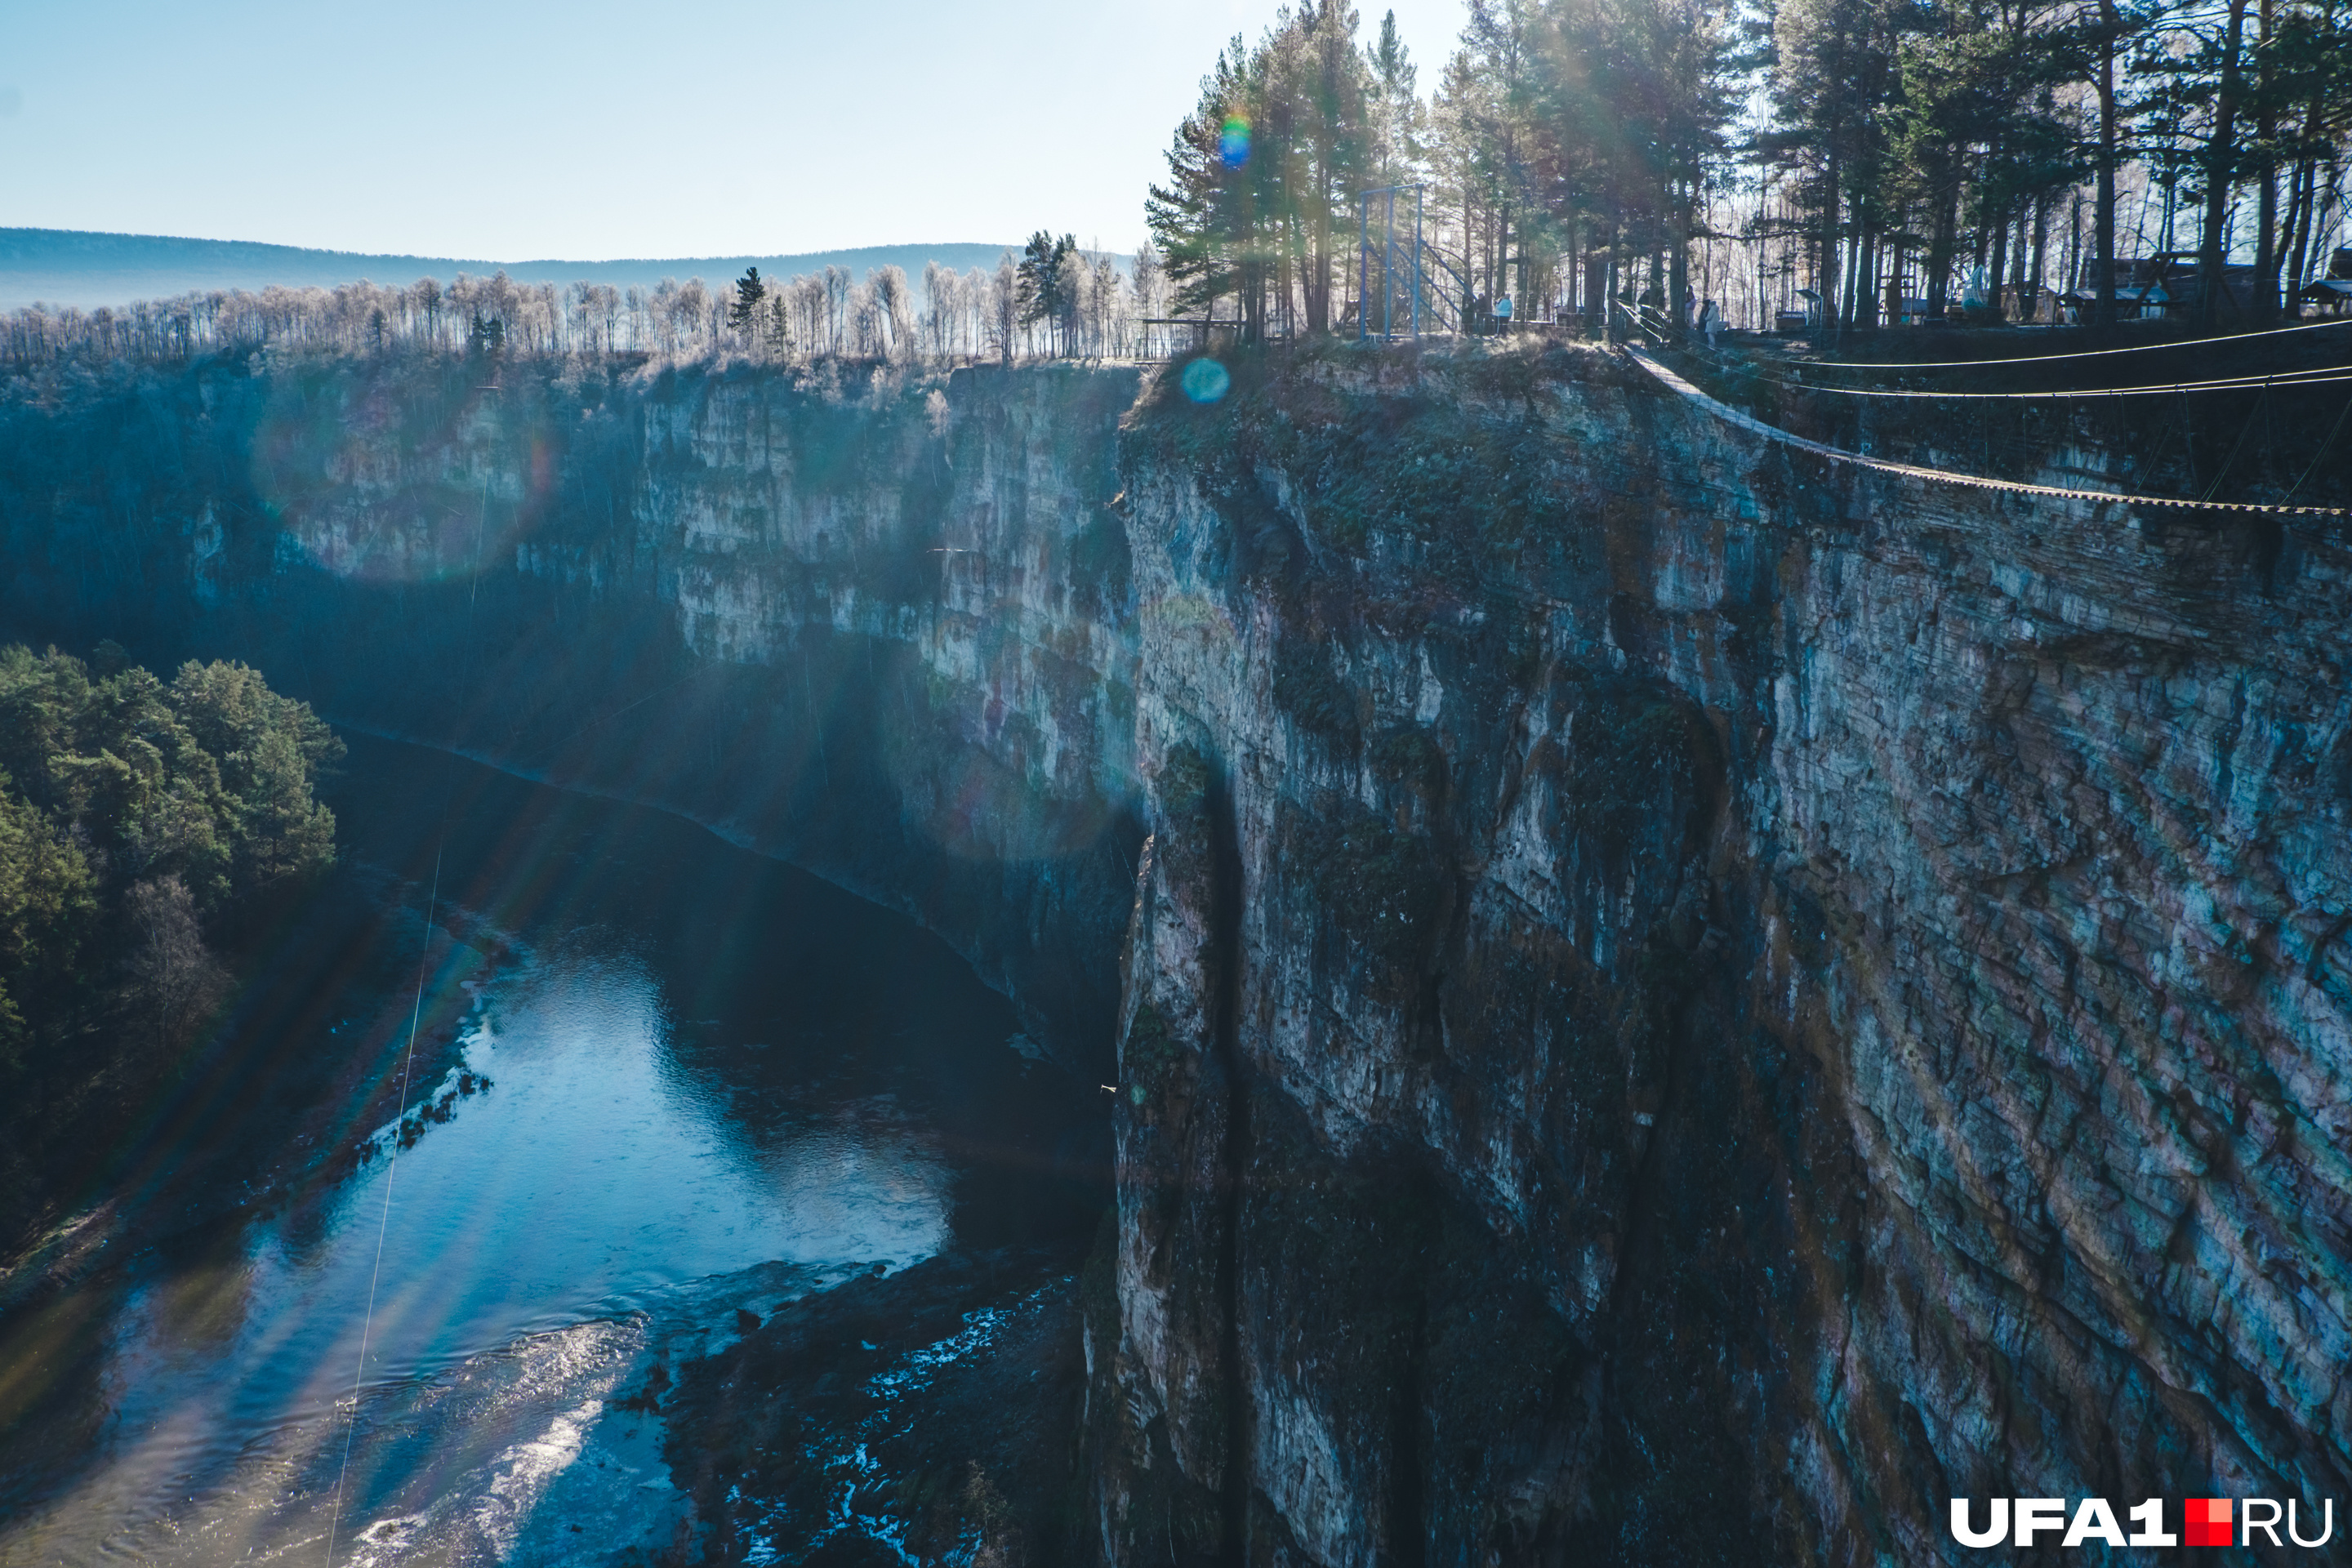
[121,876,225,1053]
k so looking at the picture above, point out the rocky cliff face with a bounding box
[1093,346,2352,1566]
[2,344,2347,1564]
[0,354,1147,1071]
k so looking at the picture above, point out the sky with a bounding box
[0,0,1470,262]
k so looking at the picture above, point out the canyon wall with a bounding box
[2,345,2348,1563]
[1093,349,2352,1566]
[0,354,1147,1072]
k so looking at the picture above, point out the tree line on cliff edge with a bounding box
[5,0,2348,367]
[0,246,1181,371]
[1152,0,2352,340]
[0,644,341,1248]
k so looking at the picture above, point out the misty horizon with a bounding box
[0,229,1078,314]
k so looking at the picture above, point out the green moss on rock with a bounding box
[1297,800,1446,973]
[1272,644,1361,743]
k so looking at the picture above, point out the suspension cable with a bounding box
[1764,313,2352,373]
[2285,387,2352,501]
[1624,346,2350,518]
[320,470,495,1566]
[1736,363,2352,400]
[319,849,441,1568]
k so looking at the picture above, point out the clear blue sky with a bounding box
[0,0,1468,261]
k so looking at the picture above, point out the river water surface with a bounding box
[0,736,1094,1566]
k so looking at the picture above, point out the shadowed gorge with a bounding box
[3,343,2350,1564]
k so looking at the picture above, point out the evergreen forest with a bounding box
[0,646,342,1243]
[1150,0,2352,339]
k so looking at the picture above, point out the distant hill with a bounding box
[0,229,1028,311]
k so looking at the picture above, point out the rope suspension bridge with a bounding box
[1620,339,2352,519]
[1754,314,2352,375]
[1740,363,2352,401]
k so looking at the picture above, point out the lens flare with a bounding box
[1219,115,1250,168]
[1181,359,1231,404]
[247,374,552,584]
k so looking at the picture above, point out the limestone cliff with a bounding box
[0,354,1147,1070]
[1095,346,2352,1566]
[2,343,2346,1564]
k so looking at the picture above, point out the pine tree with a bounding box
[1149,11,1372,343]
[1365,10,1425,186]
[1017,232,1080,354]
[730,266,767,336]
[1150,38,1270,336]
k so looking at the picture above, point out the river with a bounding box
[0,735,1102,1566]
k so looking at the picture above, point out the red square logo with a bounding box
[2186,1497,2233,1548]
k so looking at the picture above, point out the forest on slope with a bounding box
[0,647,342,1247]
